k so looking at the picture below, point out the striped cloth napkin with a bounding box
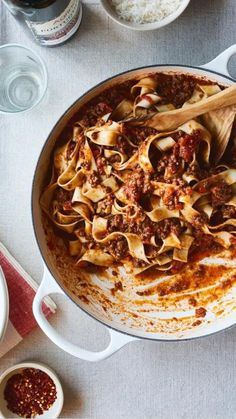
[0,242,56,357]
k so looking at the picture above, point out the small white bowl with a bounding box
[0,362,64,419]
[101,0,191,31]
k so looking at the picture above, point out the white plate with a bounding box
[0,267,9,343]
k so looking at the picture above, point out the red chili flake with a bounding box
[4,368,57,418]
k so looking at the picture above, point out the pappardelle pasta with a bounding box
[40,72,236,276]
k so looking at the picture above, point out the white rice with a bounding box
[110,0,183,24]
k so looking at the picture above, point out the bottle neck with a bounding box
[3,0,71,21]
[9,0,56,8]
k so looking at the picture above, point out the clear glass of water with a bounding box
[0,44,47,114]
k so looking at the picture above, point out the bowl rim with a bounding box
[0,362,64,418]
[100,0,191,30]
[0,267,9,344]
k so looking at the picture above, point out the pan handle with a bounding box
[33,267,137,361]
[200,45,236,78]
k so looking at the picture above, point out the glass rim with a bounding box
[0,43,48,115]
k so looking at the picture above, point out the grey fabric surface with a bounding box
[0,1,236,418]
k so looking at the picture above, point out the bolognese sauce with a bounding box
[40,71,236,277]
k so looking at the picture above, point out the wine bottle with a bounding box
[1,0,82,46]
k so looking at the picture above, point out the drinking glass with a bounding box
[0,44,47,113]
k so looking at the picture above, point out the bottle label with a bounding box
[25,0,82,46]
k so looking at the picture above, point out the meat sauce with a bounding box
[136,264,231,297]
[62,72,217,133]
[51,72,235,274]
[107,214,182,244]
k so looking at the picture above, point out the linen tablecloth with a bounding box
[0,1,236,418]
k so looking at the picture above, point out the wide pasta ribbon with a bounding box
[86,121,122,146]
[77,249,115,267]
[92,217,150,263]
[183,84,221,107]
[40,184,82,233]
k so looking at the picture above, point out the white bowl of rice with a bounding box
[100,0,191,30]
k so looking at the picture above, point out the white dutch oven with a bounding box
[33,46,236,362]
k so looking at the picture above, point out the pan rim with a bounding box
[31,63,236,342]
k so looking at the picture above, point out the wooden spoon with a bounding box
[140,83,236,131]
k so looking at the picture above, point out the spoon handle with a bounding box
[146,83,236,131]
